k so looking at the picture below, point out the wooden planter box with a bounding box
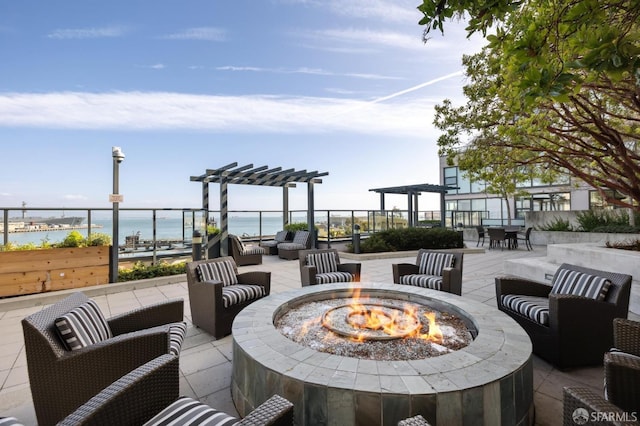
[0,246,110,297]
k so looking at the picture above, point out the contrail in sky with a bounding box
[367,70,463,104]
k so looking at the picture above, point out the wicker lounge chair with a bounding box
[562,318,640,424]
[186,257,271,338]
[22,292,186,426]
[392,249,464,296]
[277,230,312,260]
[229,234,265,266]
[495,263,632,369]
[58,354,294,426]
[299,249,361,286]
[260,230,292,255]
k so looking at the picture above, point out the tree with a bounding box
[420,0,640,211]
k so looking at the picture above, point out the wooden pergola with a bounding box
[191,163,328,256]
[369,183,454,228]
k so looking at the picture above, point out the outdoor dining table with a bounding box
[504,227,523,249]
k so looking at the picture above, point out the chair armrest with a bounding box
[605,351,640,413]
[108,299,184,335]
[614,318,640,356]
[562,387,633,426]
[237,271,272,294]
[300,266,317,287]
[58,354,179,426]
[442,267,462,296]
[338,263,361,281]
[392,263,419,284]
[495,276,552,297]
[238,394,294,426]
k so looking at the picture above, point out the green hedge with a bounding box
[350,227,463,253]
[118,261,187,282]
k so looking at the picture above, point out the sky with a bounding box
[0,0,486,214]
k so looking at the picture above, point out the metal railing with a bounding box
[1,206,443,263]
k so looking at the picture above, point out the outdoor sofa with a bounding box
[496,263,632,369]
[260,230,292,255]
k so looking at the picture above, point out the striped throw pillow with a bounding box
[143,396,239,426]
[417,252,455,276]
[306,252,338,274]
[550,269,612,301]
[196,259,238,286]
[55,300,113,351]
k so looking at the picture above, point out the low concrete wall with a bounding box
[529,231,638,246]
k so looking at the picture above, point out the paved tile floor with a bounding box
[0,242,632,425]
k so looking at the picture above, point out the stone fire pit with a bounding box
[231,283,534,425]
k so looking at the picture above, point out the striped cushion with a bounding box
[196,260,238,286]
[55,300,113,351]
[417,252,454,276]
[242,245,265,255]
[307,252,338,274]
[501,294,550,325]
[275,230,290,242]
[400,274,443,291]
[292,231,310,246]
[169,322,187,356]
[144,396,239,426]
[551,269,612,301]
[0,418,25,426]
[221,284,265,308]
[277,243,305,250]
[316,271,354,284]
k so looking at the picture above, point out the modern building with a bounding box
[439,156,625,227]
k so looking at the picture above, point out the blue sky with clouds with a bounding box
[0,0,485,212]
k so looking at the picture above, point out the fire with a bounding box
[333,287,444,343]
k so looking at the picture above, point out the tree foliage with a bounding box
[420,0,640,211]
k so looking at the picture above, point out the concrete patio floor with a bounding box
[1,241,633,425]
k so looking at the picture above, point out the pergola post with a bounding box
[220,177,228,256]
[307,180,315,248]
[283,185,289,229]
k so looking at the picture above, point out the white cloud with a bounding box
[47,26,126,39]
[326,0,419,24]
[305,28,424,51]
[0,89,452,138]
[216,65,400,80]
[161,27,226,41]
[63,194,88,201]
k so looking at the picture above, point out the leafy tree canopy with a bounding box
[422,0,640,210]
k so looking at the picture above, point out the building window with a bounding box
[589,190,629,209]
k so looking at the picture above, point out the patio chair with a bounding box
[260,230,292,255]
[22,292,186,426]
[475,225,485,247]
[299,248,361,286]
[278,230,312,260]
[58,354,294,426]
[228,234,265,266]
[392,249,464,296]
[487,227,507,250]
[516,227,533,251]
[495,263,632,369]
[186,257,271,338]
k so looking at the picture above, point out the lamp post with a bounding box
[111,146,125,283]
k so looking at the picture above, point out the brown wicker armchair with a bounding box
[186,257,271,339]
[298,249,361,286]
[392,249,463,296]
[58,354,294,426]
[563,318,640,424]
[495,263,632,369]
[22,292,185,426]
[229,234,266,266]
[260,230,292,255]
[562,387,639,426]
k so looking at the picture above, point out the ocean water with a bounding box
[5,215,302,246]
